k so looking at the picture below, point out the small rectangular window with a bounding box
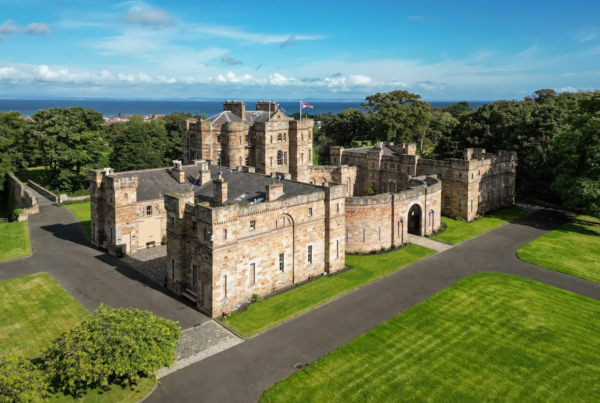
[308,245,313,263]
[224,275,228,298]
[308,208,313,216]
[337,203,340,212]
[223,229,228,239]
[444,196,450,208]
[279,253,284,272]
[250,263,256,285]
[250,220,256,230]
[217,135,221,144]
[146,206,152,216]
[192,264,197,285]
[171,259,175,279]
[337,240,340,258]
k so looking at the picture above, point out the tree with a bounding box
[319,109,371,147]
[0,352,48,403]
[158,112,193,161]
[0,112,33,191]
[31,108,110,193]
[552,93,600,217]
[444,101,473,118]
[109,120,171,171]
[41,305,181,398]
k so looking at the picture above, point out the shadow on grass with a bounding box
[510,208,571,232]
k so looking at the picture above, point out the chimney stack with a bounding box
[211,171,228,206]
[266,181,284,201]
[171,160,185,184]
[199,162,211,185]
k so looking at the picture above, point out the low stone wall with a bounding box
[28,180,58,202]
[6,174,39,219]
[28,180,90,204]
[57,194,90,203]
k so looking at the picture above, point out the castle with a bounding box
[89,100,516,318]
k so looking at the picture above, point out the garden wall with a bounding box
[28,180,90,204]
[6,174,39,219]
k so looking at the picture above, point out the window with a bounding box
[283,152,287,165]
[459,199,462,212]
[171,259,175,279]
[239,157,242,166]
[217,155,221,165]
[336,240,339,258]
[471,199,474,212]
[279,253,285,272]
[223,228,228,239]
[301,153,304,163]
[270,157,273,167]
[250,220,256,230]
[270,136,273,144]
[146,206,152,216]
[192,264,197,286]
[308,208,313,216]
[245,155,249,166]
[337,203,340,212]
[217,135,221,143]
[277,150,283,165]
[278,133,282,142]
[239,136,242,144]
[445,196,450,208]
[204,228,208,240]
[308,245,313,263]
[245,135,248,143]
[124,193,128,200]
[250,263,256,285]
[224,275,228,298]
[192,221,197,231]
[308,149,312,161]
[283,133,287,141]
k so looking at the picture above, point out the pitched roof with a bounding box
[344,145,399,157]
[111,165,323,205]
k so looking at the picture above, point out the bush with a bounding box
[162,235,167,243]
[456,216,466,222]
[250,294,264,304]
[41,305,181,398]
[12,209,24,220]
[0,352,48,403]
[365,186,375,195]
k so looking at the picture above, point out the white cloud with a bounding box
[122,3,175,30]
[0,19,20,34]
[24,23,50,35]
[578,27,598,43]
[560,86,596,93]
[348,75,372,85]
[190,25,325,45]
[269,73,292,85]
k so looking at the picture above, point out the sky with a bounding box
[0,0,599,101]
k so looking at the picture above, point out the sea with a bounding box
[0,99,490,117]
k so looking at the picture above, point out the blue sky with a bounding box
[0,0,599,100]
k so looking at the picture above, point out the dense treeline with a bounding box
[1,89,598,217]
[0,109,193,194]
[310,89,600,217]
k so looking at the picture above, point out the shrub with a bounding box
[12,209,24,218]
[0,352,48,403]
[250,294,264,304]
[365,186,375,195]
[456,216,466,222]
[162,235,167,243]
[41,305,181,398]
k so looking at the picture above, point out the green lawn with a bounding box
[261,273,600,402]
[0,273,156,402]
[517,215,600,283]
[0,273,89,356]
[432,205,524,244]
[0,221,31,262]
[222,244,435,337]
[63,201,91,239]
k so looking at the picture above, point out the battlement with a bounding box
[104,174,138,190]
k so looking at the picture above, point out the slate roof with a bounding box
[344,145,399,157]
[112,165,323,205]
[203,110,284,126]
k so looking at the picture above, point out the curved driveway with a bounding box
[147,209,600,403]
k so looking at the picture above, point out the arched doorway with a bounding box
[408,204,422,236]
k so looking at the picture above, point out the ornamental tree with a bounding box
[41,305,181,398]
[0,352,48,403]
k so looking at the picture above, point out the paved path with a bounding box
[0,202,208,329]
[146,209,600,403]
[24,184,55,207]
[407,233,453,252]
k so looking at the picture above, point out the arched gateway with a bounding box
[407,204,422,236]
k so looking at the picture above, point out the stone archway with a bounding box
[408,204,422,236]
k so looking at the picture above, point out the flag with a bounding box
[301,102,314,109]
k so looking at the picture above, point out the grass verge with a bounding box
[0,221,31,262]
[261,272,600,402]
[432,205,524,244]
[517,215,600,283]
[0,273,156,402]
[222,244,435,337]
[62,201,91,239]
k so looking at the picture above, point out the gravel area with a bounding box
[159,321,243,378]
[122,245,168,285]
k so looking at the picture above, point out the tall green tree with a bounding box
[0,112,29,191]
[31,108,110,193]
[444,101,473,118]
[109,119,170,171]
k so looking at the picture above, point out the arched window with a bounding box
[278,133,282,142]
[277,151,283,165]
